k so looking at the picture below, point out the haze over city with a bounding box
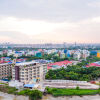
[0,0,100,44]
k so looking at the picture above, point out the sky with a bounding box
[0,0,100,44]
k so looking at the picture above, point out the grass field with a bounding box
[46,87,100,96]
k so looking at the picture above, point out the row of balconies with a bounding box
[0,72,11,74]
[20,75,40,81]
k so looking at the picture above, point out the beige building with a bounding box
[0,63,13,79]
[12,61,47,84]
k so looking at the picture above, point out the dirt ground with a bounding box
[0,92,100,100]
[41,94,100,100]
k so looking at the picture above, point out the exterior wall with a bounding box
[73,52,81,60]
[97,53,100,58]
[0,64,13,79]
[15,66,19,80]
[12,63,47,84]
[40,64,47,81]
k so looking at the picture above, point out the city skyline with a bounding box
[0,0,100,44]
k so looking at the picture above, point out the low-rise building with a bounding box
[73,51,81,60]
[47,60,72,70]
[9,80,24,89]
[86,61,100,68]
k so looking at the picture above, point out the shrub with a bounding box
[18,89,42,100]
[76,86,80,90]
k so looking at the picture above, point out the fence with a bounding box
[45,80,87,84]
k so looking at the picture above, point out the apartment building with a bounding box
[12,61,47,84]
[0,63,13,79]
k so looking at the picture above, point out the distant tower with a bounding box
[75,42,77,47]
[63,42,67,48]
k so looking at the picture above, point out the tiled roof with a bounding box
[47,60,72,69]
[86,62,100,67]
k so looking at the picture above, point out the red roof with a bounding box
[0,60,11,63]
[5,61,11,63]
[86,63,100,67]
[0,61,4,63]
[47,60,72,70]
[47,66,52,70]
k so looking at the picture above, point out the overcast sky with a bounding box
[0,0,100,44]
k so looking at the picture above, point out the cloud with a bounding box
[0,0,100,44]
[0,16,78,43]
[0,16,100,43]
[0,31,29,43]
[0,16,77,35]
[0,0,99,22]
[32,16,100,43]
[88,1,100,8]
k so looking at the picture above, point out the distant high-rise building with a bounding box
[63,42,67,48]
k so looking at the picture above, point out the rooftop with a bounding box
[15,61,38,66]
[86,61,100,67]
[47,60,72,69]
[0,63,12,66]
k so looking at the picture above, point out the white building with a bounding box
[9,80,24,89]
[73,51,81,60]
